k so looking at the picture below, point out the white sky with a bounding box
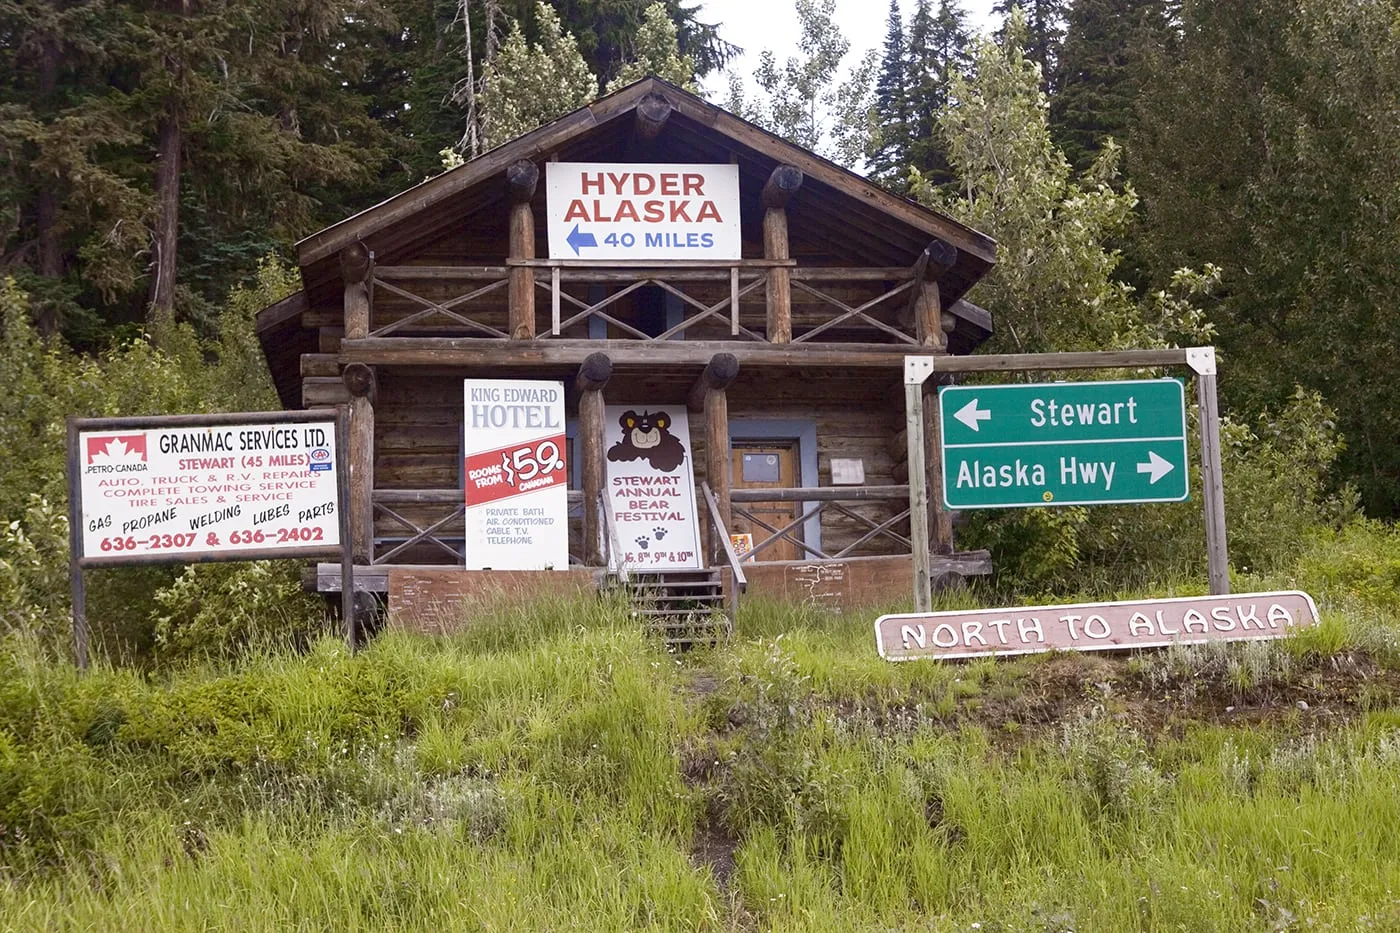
[697,0,1002,99]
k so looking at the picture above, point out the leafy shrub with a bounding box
[0,262,319,662]
[1296,520,1400,615]
[965,388,1355,593]
[152,561,328,661]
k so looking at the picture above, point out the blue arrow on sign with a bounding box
[566,224,597,255]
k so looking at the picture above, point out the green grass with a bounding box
[5,546,1400,930]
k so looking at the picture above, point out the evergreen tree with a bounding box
[991,0,1067,91]
[0,0,150,335]
[1,0,400,337]
[867,0,912,189]
[1051,0,1168,170]
[906,0,973,188]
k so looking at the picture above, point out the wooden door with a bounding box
[731,442,801,561]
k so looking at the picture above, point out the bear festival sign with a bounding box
[545,163,741,261]
[604,405,702,570]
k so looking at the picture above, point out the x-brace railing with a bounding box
[733,499,914,562]
[539,272,766,341]
[790,279,919,345]
[369,276,510,338]
[371,501,465,564]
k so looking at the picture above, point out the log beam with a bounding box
[338,338,920,369]
[574,350,613,393]
[909,238,958,350]
[576,352,612,566]
[761,164,803,208]
[686,351,740,412]
[340,243,372,340]
[342,362,377,563]
[763,165,802,343]
[634,92,673,141]
[507,160,538,340]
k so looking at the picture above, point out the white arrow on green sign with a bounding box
[938,378,1189,509]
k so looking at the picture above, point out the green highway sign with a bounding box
[938,378,1189,509]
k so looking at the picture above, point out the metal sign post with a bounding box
[66,409,355,670]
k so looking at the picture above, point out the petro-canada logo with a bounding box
[84,434,149,474]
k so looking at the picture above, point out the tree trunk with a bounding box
[35,37,61,336]
[147,107,181,328]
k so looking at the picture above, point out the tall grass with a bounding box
[4,542,1400,930]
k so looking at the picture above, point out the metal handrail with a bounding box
[700,481,747,591]
[600,490,629,582]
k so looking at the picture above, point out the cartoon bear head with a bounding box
[607,409,687,473]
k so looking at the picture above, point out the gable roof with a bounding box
[258,77,999,408]
[291,77,996,303]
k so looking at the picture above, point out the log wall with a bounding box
[353,365,907,564]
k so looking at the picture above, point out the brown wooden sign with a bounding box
[875,591,1319,662]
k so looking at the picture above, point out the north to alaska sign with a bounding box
[939,378,1189,509]
[875,591,1320,662]
[544,162,741,261]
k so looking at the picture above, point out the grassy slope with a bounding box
[4,530,1400,930]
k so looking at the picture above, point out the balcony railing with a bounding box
[364,261,932,345]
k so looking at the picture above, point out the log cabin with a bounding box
[255,77,998,639]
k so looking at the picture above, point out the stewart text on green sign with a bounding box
[938,379,1189,509]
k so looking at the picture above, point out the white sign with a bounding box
[605,406,702,570]
[545,162,741,260]
[78,421,339,559]
[463,379,569,570]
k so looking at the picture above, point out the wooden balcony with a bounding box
[334,251,989,369]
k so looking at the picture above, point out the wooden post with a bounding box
[336,410,357,651]
[762,165,802,343]
[904,356,935,611]
[507,159,538,340]
[66,417,89,671]
[915,281,944,350]
[342,363,376,564]
[1192,348,1230,594]
[340,242,372,340]
[909,239,957,348]
[691,353,740,563]
[925,385,954,554]
[576,352,612,566]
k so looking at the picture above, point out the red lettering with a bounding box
[592,199,612,222]
[563,199,589,221]
[660,173,680,196]
[581,173,605,194]
[614,199,640,222]
[695,200,722,222]
[682,173,704,195]
[669,201,692,222]
[607,171,629,194]
[643,200,665,222]
[634,173,655,195]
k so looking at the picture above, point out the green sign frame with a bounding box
[938,378,1190,509]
